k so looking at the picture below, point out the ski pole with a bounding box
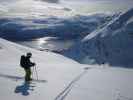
[32,58,38,80]
[31,67,34,80]
[34,65,38,80]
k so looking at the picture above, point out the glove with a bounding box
[32,62,36,66]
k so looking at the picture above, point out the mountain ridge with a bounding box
[64,8,133,68]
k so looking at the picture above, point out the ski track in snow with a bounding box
[54,67,90,100]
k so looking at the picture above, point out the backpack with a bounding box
[20,55,26,68]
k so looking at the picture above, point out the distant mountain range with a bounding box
[0,4,133,68]
[64,8,133,68]
[0,13,113,41]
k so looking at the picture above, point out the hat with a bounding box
[27,52,32,56]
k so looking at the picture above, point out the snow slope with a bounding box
[0,38,83,100]
[64,8,133,68]
[0,38,133,100]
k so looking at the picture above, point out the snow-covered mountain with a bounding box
[0,14,113,41]
[0,0,133,99]
[64,8,133,68]
[0,38,133,100]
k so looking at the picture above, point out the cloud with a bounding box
[35,0,59,3]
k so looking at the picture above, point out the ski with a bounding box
[0,73,47,83]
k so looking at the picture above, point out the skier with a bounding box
[20,52,36,82]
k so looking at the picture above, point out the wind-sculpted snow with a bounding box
[65,8,133,68]
[0,14,112,41]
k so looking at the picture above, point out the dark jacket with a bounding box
[20,56,35,69]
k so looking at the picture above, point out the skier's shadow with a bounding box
[14,82,34,96]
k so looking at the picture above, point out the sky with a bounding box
[60,0,133,13]
[0,0,133,18]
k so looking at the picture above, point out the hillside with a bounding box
[64,8,133,68]
[0,38,133,100]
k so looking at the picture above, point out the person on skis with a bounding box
[20,52,36,82]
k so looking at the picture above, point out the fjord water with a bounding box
[18,37,76,52]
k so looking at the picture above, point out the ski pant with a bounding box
[24,68,32,81]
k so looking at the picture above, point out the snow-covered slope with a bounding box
[0,38,133,100]
[0,38,82,100]
[64,8,133,68]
